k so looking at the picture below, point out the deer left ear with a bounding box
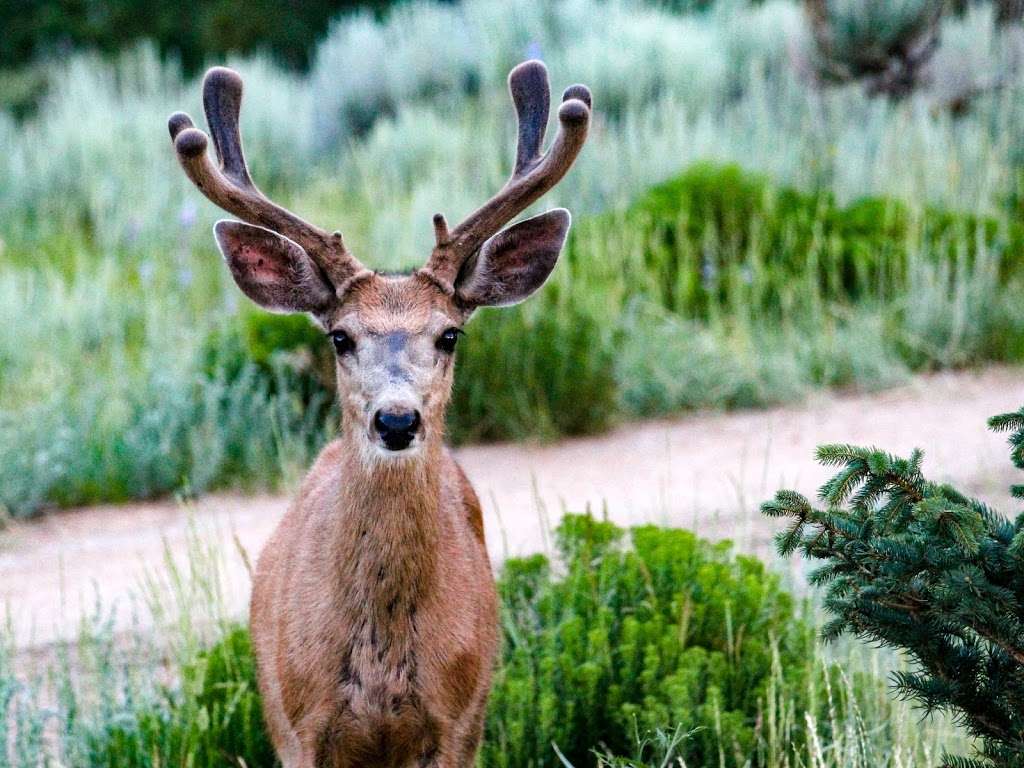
[214,220,336,314]
[455,209,570,308]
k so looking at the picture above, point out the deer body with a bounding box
[251,439,496,767]
[169,61,590,767]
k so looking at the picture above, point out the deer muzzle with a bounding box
[373,408,422,451]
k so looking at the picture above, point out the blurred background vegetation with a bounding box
[0,0,395,87]
[5,0,1024,518]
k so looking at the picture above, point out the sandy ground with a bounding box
[3,367,1024,650]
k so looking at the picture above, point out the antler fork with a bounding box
[168,67,365,288]
[425,60,592,286]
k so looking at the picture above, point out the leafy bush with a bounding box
[448,293,618,443]
[483,514,815,767]
[579,162,1024,322]
[762,408,1024,767]
[203,309,337,410]
[0,266,332,517]
[0,361,331,517]
[64,626,272,768]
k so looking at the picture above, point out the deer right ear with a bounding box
[214,221,336,314]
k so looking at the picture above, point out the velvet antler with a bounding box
[169,67,365,289]
[424,60,591,286]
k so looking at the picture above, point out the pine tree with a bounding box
[762,407,1024,768]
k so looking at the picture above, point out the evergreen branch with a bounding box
[764,405,1024,767]
[814,443,870,466]
[760,490,812,518]
[988,408,1024,434]
[972,626,1024,668]
[818,464,867,506]
[940,755,996,768]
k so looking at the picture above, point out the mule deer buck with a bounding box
[168,61,591,767]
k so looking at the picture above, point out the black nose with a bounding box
[373,409,421,451]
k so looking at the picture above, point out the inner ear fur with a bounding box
[214,220,336,314]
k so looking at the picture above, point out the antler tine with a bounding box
[510,60,550,176]
[202,67,253,188]
[168,67,364,288]
[426,60,591,286]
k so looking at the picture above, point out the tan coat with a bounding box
[251,438,497,767]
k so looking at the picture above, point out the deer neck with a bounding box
[332,436,445,617]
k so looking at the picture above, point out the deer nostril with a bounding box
[373,410,421,450]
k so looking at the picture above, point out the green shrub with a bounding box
[484,514,816,767]
[198,309,339,454]
[0,354,331,517]
[242,311,321,366]
[577,162,1024,324]
[448,292,618,443]
[78,626,273,768]
[202,308,332,384]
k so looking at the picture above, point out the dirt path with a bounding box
[4,367,1024,649]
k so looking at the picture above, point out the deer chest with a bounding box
[326,617,440,766]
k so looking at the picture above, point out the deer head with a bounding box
[169,62,591,460]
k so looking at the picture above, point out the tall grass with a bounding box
[3,0,1024,514]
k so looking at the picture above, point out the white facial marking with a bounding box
[332,306,458,463]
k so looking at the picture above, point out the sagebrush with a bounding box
[6,1,1024,515]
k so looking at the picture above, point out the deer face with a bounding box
[212,208,571,457]
[171,61,589,462]
[324,274,461,457]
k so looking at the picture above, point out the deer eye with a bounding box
[436,327,462,354]
[330,330,356,356]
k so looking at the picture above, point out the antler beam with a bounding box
[169,67,364,288]
[426,60,591,286]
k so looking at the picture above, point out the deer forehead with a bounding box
[329,273,461,335]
